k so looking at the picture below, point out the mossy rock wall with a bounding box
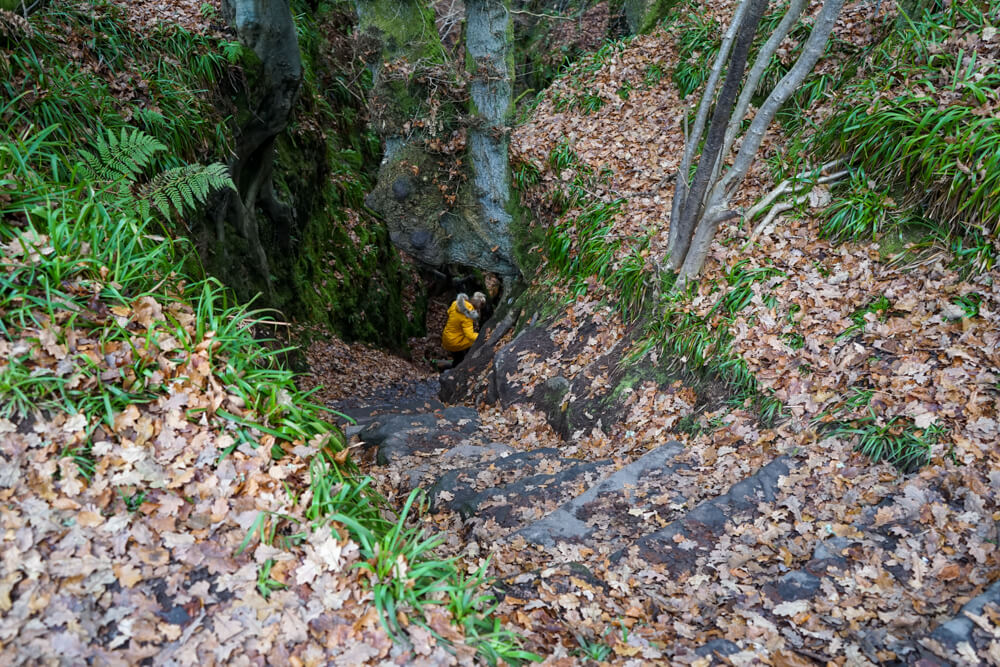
[200,0,426,349]
[624,0,678,34]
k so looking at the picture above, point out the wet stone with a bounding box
[391,176,412,201]
[773,570,821,602]
[695,639,740,659]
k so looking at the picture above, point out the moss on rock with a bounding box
[624,0,679,34]
[198,1,427,349]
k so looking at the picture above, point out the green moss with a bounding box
[509,202,546,277]
[626,0,680,33]
[360,0,445,63]
[875,220,931,264]
[192,2,427,349]
[511,286,566,335]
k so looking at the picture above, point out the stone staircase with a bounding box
[333,396,993,665]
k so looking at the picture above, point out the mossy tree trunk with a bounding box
[465,0,517,277]
[355,0,519,277]
[219,0,303,295]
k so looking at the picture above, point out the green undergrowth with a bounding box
[789,0,1000,276]
[812,387,949,472]
[3,0,424,348]
[0,123,535,664]
[1,0,234,164]
[518,139,785,429]
[646,0,997,469]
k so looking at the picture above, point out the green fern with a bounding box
[79,126,234,220]
[79,127,166,181]
[141,162,235,219]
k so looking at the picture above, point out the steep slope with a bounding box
[341,0,1000,662]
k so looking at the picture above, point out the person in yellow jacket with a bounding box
[442,292,486,365]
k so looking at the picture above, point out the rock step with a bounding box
[354,406,483,466]
[466,459,616,531]
[358,406,479,445]
[351,406,529,490]
[615,456,794,574]
[332,396,448,434]
[493,561,608,606]
[513,440,686,553]
[429,449,610,521]
[752,508,998,665]
[919,579,1000,665]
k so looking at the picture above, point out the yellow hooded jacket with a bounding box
[442,294,478,352]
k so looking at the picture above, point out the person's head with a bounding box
[471,292,487,309]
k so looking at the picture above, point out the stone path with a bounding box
[332,391,989,664]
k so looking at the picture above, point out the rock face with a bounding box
[220,0,304,291]
[356,0,519,277]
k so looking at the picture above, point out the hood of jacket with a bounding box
[455,293,479,320]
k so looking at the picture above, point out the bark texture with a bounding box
[669,0,768,270]
[666,0,846,283]
[357,0,518,277]
[667,0,749,262]
[465,0,517,276]
[219,0,303,292]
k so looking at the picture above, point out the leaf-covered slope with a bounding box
[432,0,1000,661]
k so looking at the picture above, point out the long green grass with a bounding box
[805,0,1000,275]
[0,0,232,165]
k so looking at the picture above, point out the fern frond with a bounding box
[141,162,235,219]
[79,127,167,182]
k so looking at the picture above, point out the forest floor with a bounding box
[316,0,1000,662]
[4,0,998,664]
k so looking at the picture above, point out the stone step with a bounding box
[918,579,1000,665]
[428,449,611,523]
[394,437,518,492]
[359,406,479,446]
[468,459,615,531]
[615,456,794,575]
[493,561,608,607]
[331,396,448,432]
[512,440,686,552]
[734,491,994,665]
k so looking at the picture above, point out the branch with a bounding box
[744,158,842,220]
[717,0,847,199]
[509,9,574,20]
[743,167,849,248]
[745,200,796,246]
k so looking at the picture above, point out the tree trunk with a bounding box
[218,0,303,292]
[717,0,808,179]
[677,0,846,280]
[668,0,768,271]
[465,0,517,276]
[668,0,750,262]
[716,0,845,198]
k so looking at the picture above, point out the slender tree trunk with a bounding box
[668,0,750,263]
[717,0,845,198]
[715,0,808,183]
[669,0,769,271]
[677,0,847,281]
